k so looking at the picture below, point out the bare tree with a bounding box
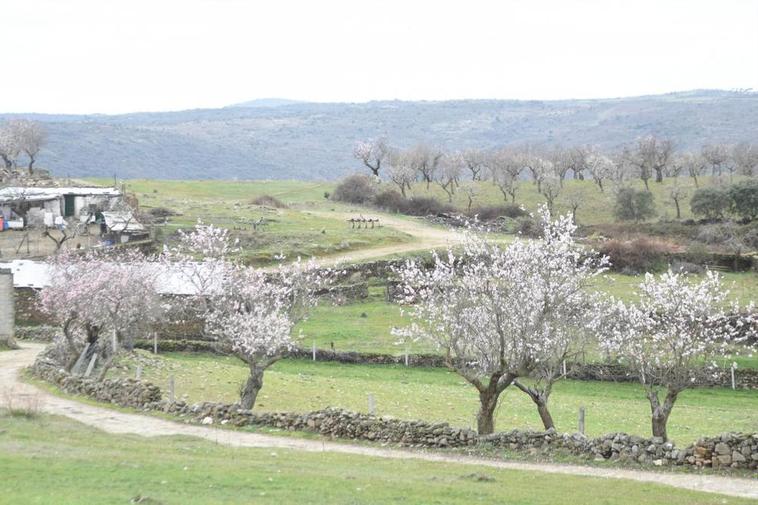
[0,123,20,170]
[624,136,674,189]
[539,173,561,214]
[435,152,463,202]
[353,137,389,177]
[668,182,687,219]
[701,143,732,178]
[405,144,443,190]
[732,142,758,177]
[387,148,416,197]
[489,148,522,203]
[10,120,46,174]
[674,152,707,188]
[462,148,486,181]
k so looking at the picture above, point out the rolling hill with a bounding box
[3,89,758,180]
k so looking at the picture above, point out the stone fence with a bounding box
[28,355,757,471]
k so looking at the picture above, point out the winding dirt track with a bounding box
[1,344,756,499]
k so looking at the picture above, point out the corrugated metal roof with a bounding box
[0,187,121,203]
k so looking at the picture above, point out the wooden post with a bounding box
[153,332,158,354]
[731,364,736,390]
[71,343,90,375]
[404,348,409,367]
[312,340,316,361]
[168,375,175,403]
[578,406,585,435]
[135,365,142,380]
[84,353,98,378]
[368,394,376,415]
[562,360,567,376]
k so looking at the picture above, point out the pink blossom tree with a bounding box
[166,222,325,409]
[601,271,756,440]
[353,137,389,177]
[394,208,607,434]
[38,249,162,377]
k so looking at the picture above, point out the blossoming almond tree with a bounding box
[39,249,162,377]
[166,222,325,409]
[601,271,756,441]
[394,208,607,434]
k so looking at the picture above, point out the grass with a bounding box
[108,352,758,445]
[294,272,756,357]
[99,179,413,265]
[1,415,750,505]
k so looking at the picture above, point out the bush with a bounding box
[515,216,542,238]
[728,179,758,221]
[471,204,527,221]
[147,207,179,218]
[251,195,288,208]
[613,188,656,222]
[598,237,674,273]
[690,186,730,220]
[372,189,407,213]
[372,190,453,216]
[331,174,378,204]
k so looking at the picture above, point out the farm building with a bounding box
[0,186,122,229]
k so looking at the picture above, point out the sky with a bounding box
[2,0,757,114]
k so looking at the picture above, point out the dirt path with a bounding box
[304,210,464,265]
[1,344,756,499]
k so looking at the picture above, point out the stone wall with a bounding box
[30,353,162,408]
[29,350,757,472]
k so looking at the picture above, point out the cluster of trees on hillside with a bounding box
[354,136,758,200]
[0,119,47,174]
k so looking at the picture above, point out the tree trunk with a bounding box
[647,389,678,441]
[477,389,499,435]
[654,168,663,183]
[514,380,556,430]
[28,156,35,174]
[674,199,681,219]
[642,177,650,191]
[240,364,265,410]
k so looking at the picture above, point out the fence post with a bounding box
[312,340,316,361]
[404,348,409,367]
[135,365,142,380]
[578,406,585,435]
[731,363,736,390]
[368,393,376,415]
[84,353,98,378]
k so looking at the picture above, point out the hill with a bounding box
[4,90,758,180]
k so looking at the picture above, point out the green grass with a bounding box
[109,352,758,445]
[2,415,749,505]
[102,179,413,265]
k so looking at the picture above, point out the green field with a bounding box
[1,414,747,505]
[108,352,758,444]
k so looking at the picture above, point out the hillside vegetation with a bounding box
[12,90,758,180]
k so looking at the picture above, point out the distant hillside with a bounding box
[4,90,758,180]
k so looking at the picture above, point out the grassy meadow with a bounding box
[1,414,748,505]
[108,352,758,444]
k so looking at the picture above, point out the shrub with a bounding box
[690,187,730,220]
[147,207,179,218]
[613,188,656,222]
[372,189,407,213]
[331,174,378,204]
[402,196,455,216]
[251,195,288,208]
[598,237,674,273]
[728,179,758,221]
[515,216,542,238]
[471,204,527,221]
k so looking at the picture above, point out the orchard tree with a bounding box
[394,208,607,433]
[166,222,325,409]
[386,152,416,197]
[539,174,561,214]
[0,122,20,170]
[668,182,687,220]
[462,148,487,181]
[586,152,615,192]
[38,249,162,377]
[9,120,46,173]
[353,137,389,177]
[435,152,464,202]
[601,271,755,440]
[732,143,758,177]
[489,148,522,203]
[676,152,708,188]
[625,136,674,189]
[701,143,732,178]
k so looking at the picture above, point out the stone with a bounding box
[201,416,213,425]
[731,451,746,463]
[714,442,731,455]
[717,454,732,465]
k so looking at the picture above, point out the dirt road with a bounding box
[1,344,756,499]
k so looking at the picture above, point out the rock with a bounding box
[714,442,731,455]
[201,416,213,425]
[717,454,732,465]
[731,451,746,463]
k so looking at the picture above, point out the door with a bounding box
[64,195,76,217]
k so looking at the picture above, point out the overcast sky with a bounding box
[2,0,757,114]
